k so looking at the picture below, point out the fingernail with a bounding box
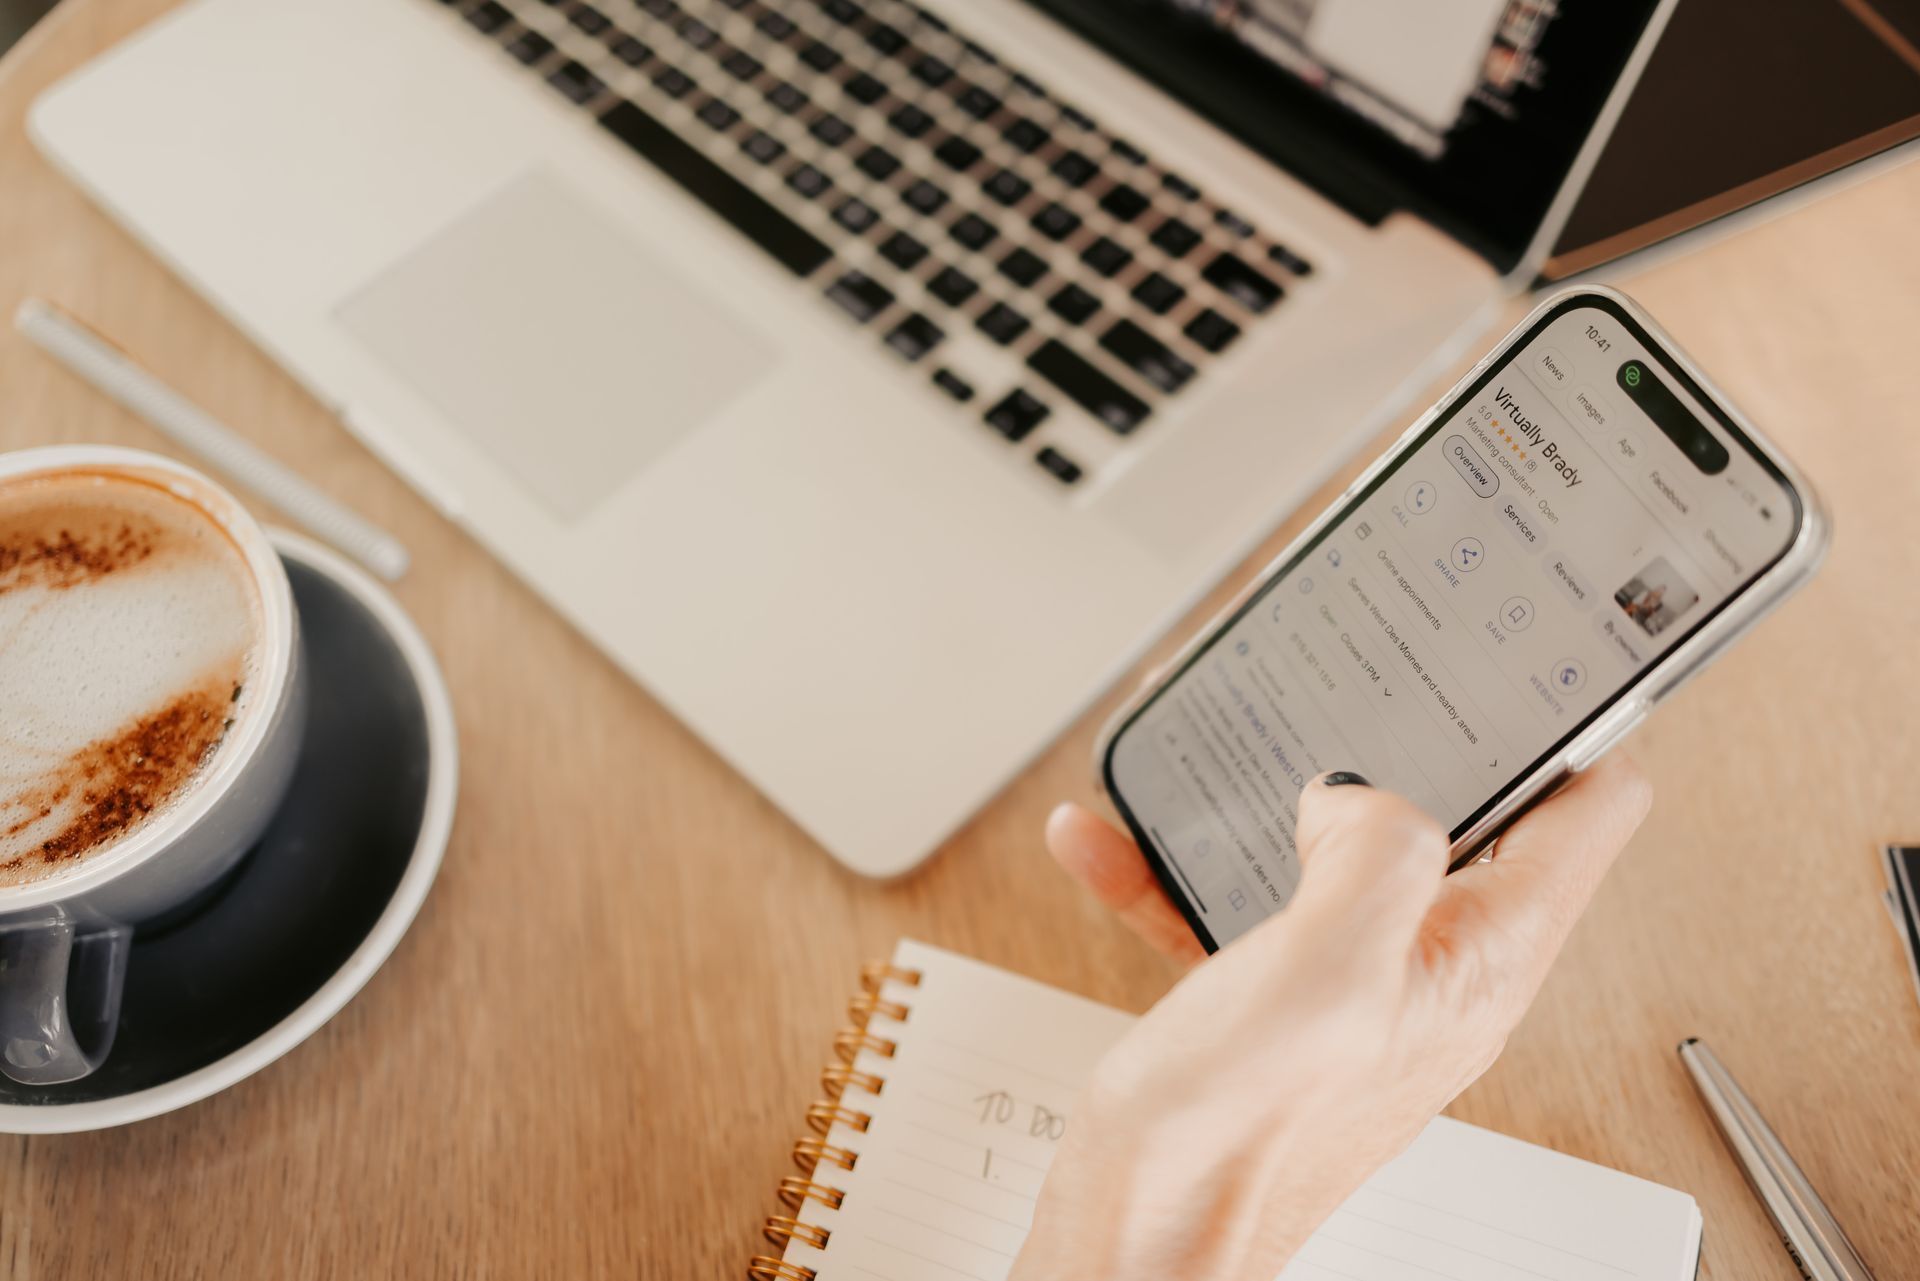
[1321,771,1371,788]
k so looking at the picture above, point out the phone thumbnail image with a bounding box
[1614,557,1700,637]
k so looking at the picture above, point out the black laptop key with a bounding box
[833,197,880,233]
[677,17,717,48]
[1202,252,1282,313]
[1099,183,1150,222]
[652,66,696,99]
[1010,70,1046,99]
[1050,149,1097,188]
[889,103,935,138]
[464,1,512,33]
[879,230,929,269]
[765,80,808,114]
[786,163,833,199]
[823,0,863,23]
[1109,137,1147,164]
[1184,307,1242,354]
[721,50,763,81]
[1058,103,1096,131]
[982,168,1031,206]
[1031,202,1081,242]
[866,23,907,55]
[740,130,786,164]
[961,40,996,66]
[902,179,949,215]
[911,55,954,87]
[548,61,606,104]
[599,100,832,276]
[825,271,894,323]
[1002,117,1050,153]
[1214,208,1255,238]
[1132,272,1184,315]
[810,113,854,147]
[949,213,998,251]
[506,30,554,64]
[916,10,950,34]
[1080,236,1131,277]
[933,135,982,172]
[1047,282,1100,326]
[927,265,979,306]
[984,388,1049,441]
[1035,445,1083,485]
[799,40,842,72]
[884,312,945,362]
[856,144,902,180]
[998,247,1047,288]
[843,72,888,105]
[696,96,741,131]
[955,84,1002,120]
[976,301,1031,346]
[608,34,652,66]
[1267,243,1314,277]
[1100,318,1194,392]
[569,5,611,34]
[1161,171,1200,201]
[635,0,676,14]
[1028,340,1148,433]
[1149,217,1201,258]
[932,367,975,402]
[755,11,797,39]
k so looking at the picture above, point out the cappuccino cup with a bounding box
[0,446,307,1084]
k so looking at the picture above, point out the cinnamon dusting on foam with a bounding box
[0,671,242,884]
[0,468,264,886]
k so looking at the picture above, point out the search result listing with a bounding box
[1142,348,1717,914]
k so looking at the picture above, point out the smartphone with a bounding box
[1097,288,1827,953]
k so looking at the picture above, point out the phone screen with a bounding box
[1105,296,1802,949]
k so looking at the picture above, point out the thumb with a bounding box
[1285,773,1449,957]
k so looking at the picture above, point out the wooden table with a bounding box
[2,4,1917,1276]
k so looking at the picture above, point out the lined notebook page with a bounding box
[777,940,1701,1281]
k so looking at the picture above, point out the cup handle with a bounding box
[0,906,132,1085]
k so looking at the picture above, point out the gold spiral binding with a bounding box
[777,1177,847,1212]
[791,1138,858,1175]
[847,990,911,1028]
[764,1216,831,1251]
[832,1028,897,1064]
[859,960,923,992]
[819,1064,886,1102]
[804,1101,871,1135]
[749,959,923,1279]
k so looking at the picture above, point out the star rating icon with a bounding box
[1492,421,1528,460]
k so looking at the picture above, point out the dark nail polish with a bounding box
[1322,771,1371,788]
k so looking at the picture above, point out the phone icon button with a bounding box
[1405,481,1436,515]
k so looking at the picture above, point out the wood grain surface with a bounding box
[0,4,1916,1277]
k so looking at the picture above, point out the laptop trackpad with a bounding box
[337,171,775,520]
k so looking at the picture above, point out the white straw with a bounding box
[13,298,410,581]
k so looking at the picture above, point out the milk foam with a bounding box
[0,472,263,884]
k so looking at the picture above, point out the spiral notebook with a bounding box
[750,939,1703,1281]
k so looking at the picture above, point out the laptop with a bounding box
[25,0,1909,875]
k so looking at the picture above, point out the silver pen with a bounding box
[1679,1038,1877,1281]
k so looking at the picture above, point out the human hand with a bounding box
[1010,757,1651,1281]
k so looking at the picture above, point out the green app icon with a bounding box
[1622,363,1643,387]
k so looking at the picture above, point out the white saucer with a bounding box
[0,531,457,1133]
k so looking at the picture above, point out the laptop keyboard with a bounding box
[433,0,1315,487]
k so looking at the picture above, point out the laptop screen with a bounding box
[1021,0,1665,273]
[1545,0,1920,279]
